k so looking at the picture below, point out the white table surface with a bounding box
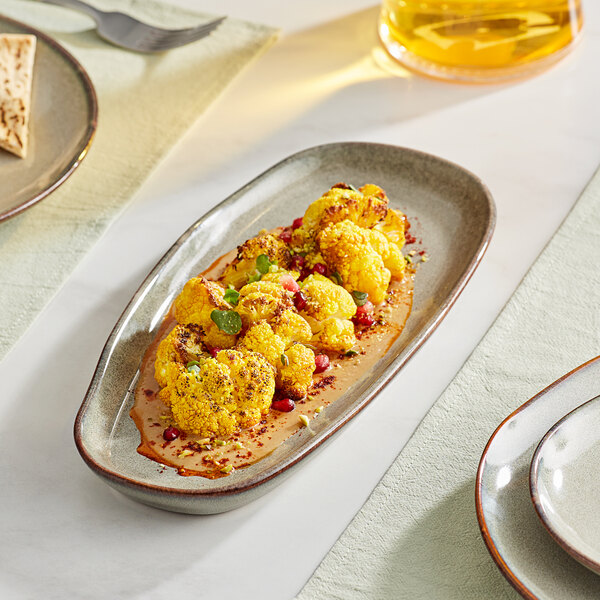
[1,1,599,598]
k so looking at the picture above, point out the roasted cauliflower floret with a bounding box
[154,324,207,391]
[372,207,407,250]
[365,229,406,279]
[220,233,291,289]
[311,318,356,354]
[173,276,237,349]
[300,274,356,321]
[292,183,388,252]
[236,280,293,328]
[168,361,238,437]
[317,220,392,305]
[271,309,312,345]
[216,349,275,429]
[237,321,286,367]
[164,350,275,437]
[278,343,316,400]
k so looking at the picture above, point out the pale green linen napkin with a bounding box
[0,0,277,360]
[298,167,600,599]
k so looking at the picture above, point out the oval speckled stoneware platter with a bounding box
[530,394,600,576]
[0,14,97,222]
[476,356,600,600]
[75,142,495,515]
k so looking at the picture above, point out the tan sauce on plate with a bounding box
[131,251,415,479]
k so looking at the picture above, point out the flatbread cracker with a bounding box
[0,34,36,159]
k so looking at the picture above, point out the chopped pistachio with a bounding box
[268,264,279,273]
[421,254,429,262]
[215,440,226,446]
[202,444,213,451]
[198,438,211,445]
[408,250,416,256]
[315,406,324,414]
[258,228,268,235]
[405,255,413,264]
[178,449,194,458]
[220,465,233,474]
[299,414,310,427]
[234,442,244,450]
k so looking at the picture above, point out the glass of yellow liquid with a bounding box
[378,1,583,82]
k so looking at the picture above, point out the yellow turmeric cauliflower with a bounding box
[220,233,291,289]
[168,360,238,437]
[173,276,237,349]
[216,349,275,429]
[237,313,315,399]
[311,318,356,354]
[237,321,286,367]
[164,350,275,437]
[372,207,407,250]
[154,324,207,391]
[236,280,293,329]
[271,309,312,345]
[317,220,392,305]
[297,274,357,352]
[292,183,388,253]
[300,274,356,321]
[365,229,406,279]
[278,343,316,400]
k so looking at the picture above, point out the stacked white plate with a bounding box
[476,356,600,599]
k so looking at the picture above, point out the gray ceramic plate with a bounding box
[476,356,600,600]
[530,394,600,576]
[0,15,97,222]
[75,142,495,514]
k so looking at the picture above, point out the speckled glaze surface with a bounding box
[0,15,97,222]
[75,142,495,514]
[477,356,600,600]
[530,394,600,576]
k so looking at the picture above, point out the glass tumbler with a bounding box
[378,0,584,82]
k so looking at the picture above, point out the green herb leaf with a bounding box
[210,310,242,335]
[186,360,202,368]
[223,287,240,306]
[352,290,368,306]
[345,349,359,357]
[256,254,273,275]
[247,272,262,283]
[281,353,289,366]
[330,271,343,285]
[348,184,359,193]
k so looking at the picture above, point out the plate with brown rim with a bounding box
[0,14,97,222]
[74,142,495,514]
[476,356,600,599]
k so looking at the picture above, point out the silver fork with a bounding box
[38,0,225,52]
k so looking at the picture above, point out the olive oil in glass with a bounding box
[378,0,583,82]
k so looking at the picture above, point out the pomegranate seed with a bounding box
[311,263,328,276]
[272,398,295,412]
[290,254,305,271]
[314,354,330,373]
[281,274,300,293]
[293,290,307,311]
[354,313,375,327]
[356,300,374,315]
[291,217,303,230]
[163,426,180,441]
[210,347,221,358]
[279,228,292,244]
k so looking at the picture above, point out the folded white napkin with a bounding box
[298,165,600,598]
[0,0,277,360]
